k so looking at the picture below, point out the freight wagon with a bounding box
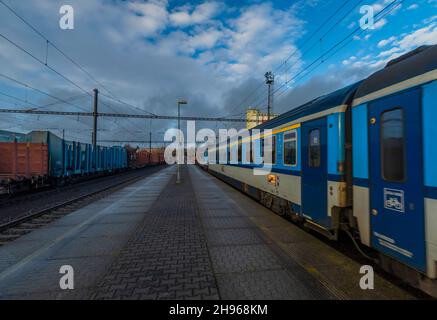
[126,147,166,168]
[149,148,165,165]
[0,130,128,193]
[27,131,128,181]
[0,141,48,194]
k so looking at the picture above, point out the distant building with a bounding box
[246,108,278,129]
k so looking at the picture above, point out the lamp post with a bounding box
[177,100,187,184]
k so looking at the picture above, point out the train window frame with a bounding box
[379,107,407,183]
[263,135,276,165]
[245,137,253,164]
[238,137,242,163]
[283,130,298,167]
[227,137,231,164]
[250,138,254,164]
[260,138,264,159]
[308,129,321,168]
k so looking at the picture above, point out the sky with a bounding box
[0,0,436,146]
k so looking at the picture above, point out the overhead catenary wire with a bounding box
[0,0,405,142]
[0,90,42,110]
[0,73,91,112]
[247,0,367,111]
[250,0,403,110]
[0,72,151,139]
[280,0,366,78]
[0,0,157,117]
[0,30,91,96]
[0,0,109,95]
[222,0,354,118]
[0,108,253,123]
[99,92,157,116]
[28,94,88,111]
[274,0,353,73]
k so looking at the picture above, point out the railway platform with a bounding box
[0,165,418,300]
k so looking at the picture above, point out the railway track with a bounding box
[0,166,165,224]
[0,165,166,246]
[0,169,144,207]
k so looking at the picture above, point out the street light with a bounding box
[177,100,188,184]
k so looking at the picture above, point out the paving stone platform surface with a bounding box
[0,165,416,300]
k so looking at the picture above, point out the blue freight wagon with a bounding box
[25,131,128,180]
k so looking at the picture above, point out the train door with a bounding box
[368,88,426,272]
[302,117,328,227]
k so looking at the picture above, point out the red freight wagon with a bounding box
[0,142,49,190]
[136,149,151,167]
[150,148,165,165]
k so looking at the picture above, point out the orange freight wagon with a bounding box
[136,149,151,167]
[0,142,49,181]
[150,148,165,165]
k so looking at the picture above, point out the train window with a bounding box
[309,129,321,168]
[245,138,252,164]
[381,108,406,182]
[238,138,242,163]
[227,138,231,164]
[284,130,297,166]
[250,138,254,164]
[263,136,276,164]
[272,136,276,164]
[260,138,264,158]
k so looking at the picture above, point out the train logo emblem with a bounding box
[383,188,405,213]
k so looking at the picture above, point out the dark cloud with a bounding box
[0,0,387,148]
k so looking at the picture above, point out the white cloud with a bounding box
[169,2,221,27]
[125,0,169,37]
[396,23,437,49]
[351,23,437,76]
[0,0,310,142]
[374,18,387,30]
[407,4,419,10]
[377,36,396,47]
[199,3,304,81]
[423,15,437,24]
[342,56,357,65]
[3,0,432,145]
[378,46,401,57]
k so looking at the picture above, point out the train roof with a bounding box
[0,130,26,142]
[255,81,361,130]
[355,45,437,99]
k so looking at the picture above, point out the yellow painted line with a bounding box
[273,123,301,135]
[212,123,301,151]
[305,219,329,231]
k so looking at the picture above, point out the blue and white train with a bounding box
[204,45,437,296]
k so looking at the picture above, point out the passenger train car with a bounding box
[204,45,437,296]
